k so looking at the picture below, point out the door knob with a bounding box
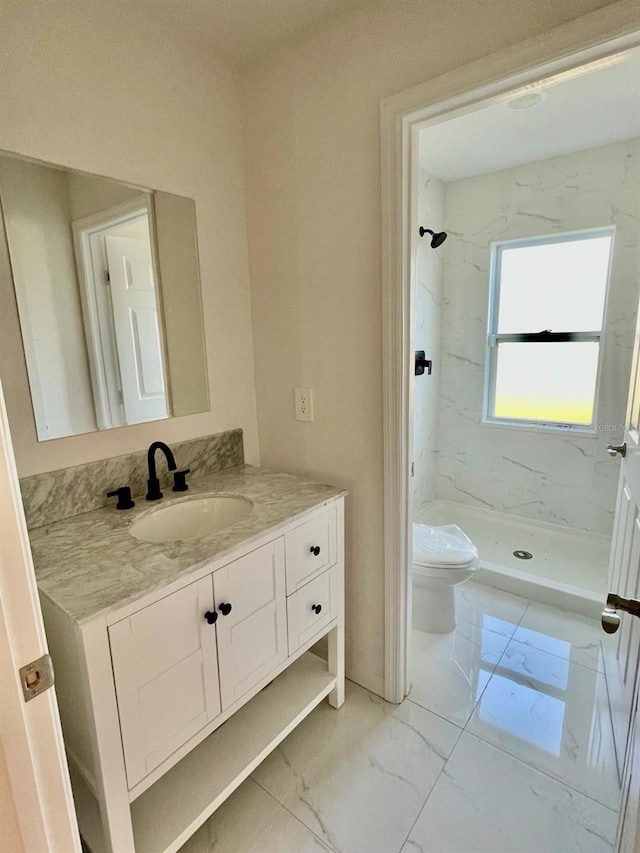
[601,592,640,634]
[219,602,232,616]
[204,610,218,625]
[606,443,626,458]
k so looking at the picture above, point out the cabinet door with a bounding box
[214,538,287,710]
[109,577,220,788]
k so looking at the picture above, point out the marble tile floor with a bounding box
[180,581,621,853]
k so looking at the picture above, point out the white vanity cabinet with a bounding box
[109,538,288,789]
[42,497,345,853]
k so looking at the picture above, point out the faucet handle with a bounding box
[107,487,135,510]
[172,469,191,492]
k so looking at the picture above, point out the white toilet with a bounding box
[412,523,480,634]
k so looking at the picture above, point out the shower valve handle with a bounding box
[606,443,626,458]
[415,351,432,376]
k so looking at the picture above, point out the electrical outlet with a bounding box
[295,388,314,422]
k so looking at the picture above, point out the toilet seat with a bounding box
[412,522,479,633]
[413,558,480,580]
[413,523,478,568]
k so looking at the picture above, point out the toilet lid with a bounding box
[413,523,478,567]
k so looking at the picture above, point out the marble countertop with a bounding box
[30,465,346,625]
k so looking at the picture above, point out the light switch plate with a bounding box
[295,388,314,422]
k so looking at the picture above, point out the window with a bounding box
[484,230,614,430]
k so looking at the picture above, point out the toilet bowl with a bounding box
[412,523,479,634]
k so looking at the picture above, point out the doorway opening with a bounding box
[382,20,640,851]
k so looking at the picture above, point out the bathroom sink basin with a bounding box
[130,495,253,544]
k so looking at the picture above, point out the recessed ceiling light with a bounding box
[507,91,545,110]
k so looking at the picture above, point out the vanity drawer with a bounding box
[285,506,336,593]
[287,565,338,654]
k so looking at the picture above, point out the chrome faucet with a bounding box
[146,441,177,501]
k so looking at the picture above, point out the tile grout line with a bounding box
[393,723,466,853]
[455,598,531,728]
[249,775,340,853]
[462,597,531,731]
[407,595,531,732]
[404,695,465,731]
[455,596,623,814]
[405,593,616,849]
[503,600,608,675]
[458,727,621,816]
[399,592,531,853]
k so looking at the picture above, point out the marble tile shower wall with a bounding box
[19,428,244,530]
[413,169,444,510]
[433,138,640,534]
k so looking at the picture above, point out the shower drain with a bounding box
[513,549,533,560]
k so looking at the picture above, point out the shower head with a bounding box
[419,227,448,248]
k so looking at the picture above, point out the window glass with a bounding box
[493,342,600,425]
[497,235,612,334]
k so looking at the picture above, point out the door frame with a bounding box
[380,0,640,705]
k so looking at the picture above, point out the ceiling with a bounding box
[139,0,367,69]
[419,48,640,182]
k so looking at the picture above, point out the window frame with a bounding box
[482,227,615,433]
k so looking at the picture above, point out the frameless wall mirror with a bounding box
[0,151,209,441]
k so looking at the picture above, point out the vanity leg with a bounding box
[329,498,345,709]
[328,622,345,708]
[79,619,136,852]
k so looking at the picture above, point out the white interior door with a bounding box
[603,296,640,852]
[604,312,640,775]
[105,233,167,424]
[617,674,640,853]
[605,468,640,777]
[0,378,81,852]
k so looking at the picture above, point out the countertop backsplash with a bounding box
[19,429,244,530]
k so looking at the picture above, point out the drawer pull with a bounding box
[311,604,322,615]
[204,610,218,625]
[219,602,233,616]
[309,546,321,556]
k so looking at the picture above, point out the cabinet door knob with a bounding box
[204,610,218,625]
[311,604,322,614]
[219,602,233,616]
[309,545,321,556]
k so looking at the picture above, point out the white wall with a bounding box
[0,158,97,440]
[242,0,619,693]
[413,171,444,510]
[0,0,259,475]
[433,139,639,534]
[66,172,142,221]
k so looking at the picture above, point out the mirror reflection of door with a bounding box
[73,198,169,429]
[105,227,167,425]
